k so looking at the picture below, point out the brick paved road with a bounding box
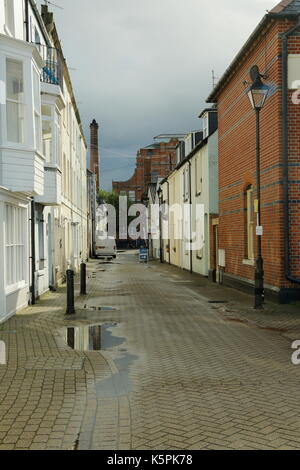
[1,250,300,450]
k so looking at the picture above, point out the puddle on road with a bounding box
[62,322,138,398]
[95,352,138,398]
[64,323,125,352]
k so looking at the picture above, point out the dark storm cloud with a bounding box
[37,0,276,189]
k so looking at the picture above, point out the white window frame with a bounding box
[246,186,254,261]
[4,204,26,291]
[195,155,203,196]
[6,58,25,144]
[33,66,42,153]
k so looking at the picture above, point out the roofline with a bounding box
[206,9,300,103]
[159,130,218,186]
[51,22,87,148]
[198,108,217,118]
[29,0,51,47]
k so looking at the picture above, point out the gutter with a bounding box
[281,16,300,285]
[167,181,170,265]
[25,0,29,42]
[188,161,193,274]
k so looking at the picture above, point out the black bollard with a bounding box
[66,269,76,315]
[80,263,87,296]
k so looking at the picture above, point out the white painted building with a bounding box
[156,108,218,277]
[0,1,88,323]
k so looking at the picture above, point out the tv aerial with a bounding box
[44,0,63,10]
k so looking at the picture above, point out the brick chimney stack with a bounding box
[90,119,100,189]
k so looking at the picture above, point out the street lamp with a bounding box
[246,66,270,309]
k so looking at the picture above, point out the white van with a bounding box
[95,236,117,259]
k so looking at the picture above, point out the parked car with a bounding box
[95,237,117,259]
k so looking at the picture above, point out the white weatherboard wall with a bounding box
[0,1,46,322]
[0,189,30,323]
[0,0,88,320]
[191,131,218,277]
[159,130,218,278]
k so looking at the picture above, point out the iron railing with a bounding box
[35,43,64,91]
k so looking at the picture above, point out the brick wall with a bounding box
[113,139,178,202]
[214,18,300,298]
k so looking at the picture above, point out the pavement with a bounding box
[1,250,300,450]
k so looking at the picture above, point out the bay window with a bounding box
[42,105,52,162]
[6,59,25,143]
[33,69,42,152]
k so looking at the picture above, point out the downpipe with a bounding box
[281,17,300,286]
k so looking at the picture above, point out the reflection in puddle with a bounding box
[96,352,138,398]
[65,323,125,352]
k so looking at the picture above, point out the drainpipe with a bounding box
[188,161,193,274]
[158,189,164,264]
[25,0,29,42]
[167,181,170,264]
[31,199,36,305]
[281,17,300,286]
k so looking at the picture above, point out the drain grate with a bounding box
[83,305,117,312]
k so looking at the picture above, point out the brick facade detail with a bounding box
[90,119,100,189]
[209,15,300,302]
[113,139,179,202]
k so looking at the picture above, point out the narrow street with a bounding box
[1,251,300,450]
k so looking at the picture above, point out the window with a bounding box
[54,110,61,167]
[4,205,26,288]
[33,69,42,152]
[42,105,52,162]
[6,59,25,143]
[183,167,190,202]
[246,186,254,260]
[195,155,203,195]
[37,210,45,271]
[4,0,15,35]
[128,191,135,202]
[203,114,209,139]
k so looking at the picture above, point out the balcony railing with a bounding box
[35,43,64,91]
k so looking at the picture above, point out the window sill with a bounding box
[243,259,255,266]
[5,281,27,296]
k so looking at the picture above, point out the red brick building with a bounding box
[113,137,181,202]
[207,0,300,303]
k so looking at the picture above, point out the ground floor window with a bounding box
[245,185,254,260]
[4,204,26,287]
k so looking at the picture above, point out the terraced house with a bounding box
[0,1,88,323]
[206,0,300,303]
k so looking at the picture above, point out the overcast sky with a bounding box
[37,0,277,190]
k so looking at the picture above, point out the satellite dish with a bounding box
[250,65,260,82]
